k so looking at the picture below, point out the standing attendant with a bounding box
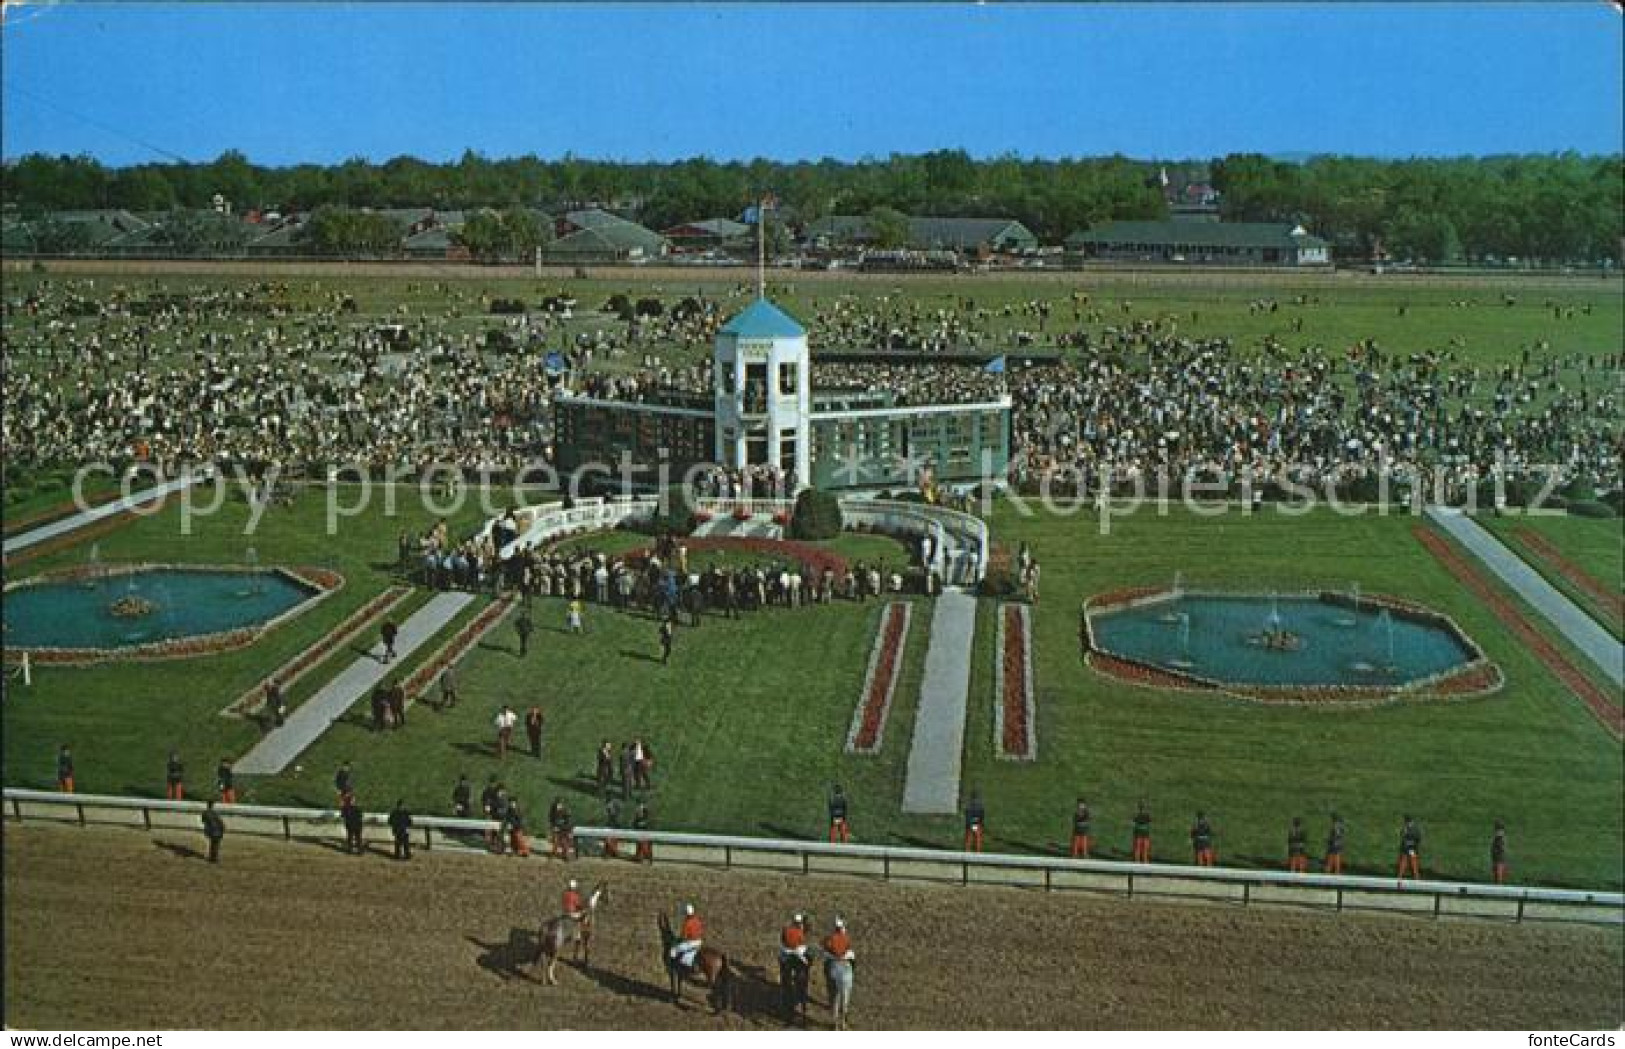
[1287,817,1309,873]
[1397,815,1423,880]
[603,797,622,858]
[1324,813,1347,875]
[516,608,534,657]
[525,707,545,758]
[619,741,636,801]
[166,750,185,801]
[451,773,472,818]
[342,797,365,855]
[480,775,501,849]
[334,761,355,805]
[389,799,413,861]
[380,619,399,663]
[548,797,574,860]
[438,665,458,709]
[1491,820,1509,884]
[1131,801,1153,863]
[963,790,986,853]
[265,679,286,727]
[201,800,225,863]
[1069,797,1092,859]
[216,758,237,804]
[56,745,74,793]
[567,599,585,635]
[633,802,653,863]
[828,785,851,844]
[1190,811,1216,867]
[505,799,531,857]
[370,684,388,731]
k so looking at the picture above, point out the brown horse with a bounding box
[657,912,732,1012]
[533,882,607,985]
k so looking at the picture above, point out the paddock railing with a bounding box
[7,789,1619,925]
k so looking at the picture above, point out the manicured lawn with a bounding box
[1,486,489,799]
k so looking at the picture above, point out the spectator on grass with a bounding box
[659,615,675,665]
[516,608,534,657]
[439,665,458,709]
[1491,820,1509,884]
[1190,811,1216,866]
[380,619,399,663]
[265,679,286,727]
[387,682,407,729]
[494,705,518,759]
[633,802,654,863]
[828,784,851,844]
[525,706,544,758]
[335,762,355,805]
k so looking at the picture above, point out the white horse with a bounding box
[534,882,607,985]
[823,954,855,1030]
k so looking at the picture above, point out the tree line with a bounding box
[2,149,1619,263]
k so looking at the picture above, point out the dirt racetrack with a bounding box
[5,823,1621,1030]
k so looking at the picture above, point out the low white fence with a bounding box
[487,496,657,557]
[8,789,1619,925]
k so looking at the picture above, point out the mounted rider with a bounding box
[561,878,586,921]
[822,917,855,964]
[669,903,705,969]
[779,912,809,962]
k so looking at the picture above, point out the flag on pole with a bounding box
[983,355,1006,374]
[543,351,568,375]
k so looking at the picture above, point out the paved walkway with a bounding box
[1425,507,1623,688]
[902,589,977,814]
[3,477,194,555]
[235,592,476,775]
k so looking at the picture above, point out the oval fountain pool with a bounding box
[3,568,321,653]
[1085,590,1494,697]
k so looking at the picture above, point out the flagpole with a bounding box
[756,196,766,299]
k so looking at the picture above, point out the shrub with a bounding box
[1567,500,1617,519]
[789,488,842,540]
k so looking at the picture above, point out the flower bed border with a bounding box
[1512,527,1625,632]
[845,602,912,755]
[1415,524,1622,738]
[401,595,516,705]
[221,583,412,717]
[994,603,1036,759]
[4,563,342,666]
[1081,585,1503,707]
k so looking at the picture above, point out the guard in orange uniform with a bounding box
[1287,817,1309,873]
[165,750,185,801]
[1131,801,1153,863]
[1396,815,1423,880]
[963,790,986,853]
[1490,820,1508,885]
[828,785,850,844]
[1069,797,1092,858]
[1190,811,1216,867]
[56,745,74,794]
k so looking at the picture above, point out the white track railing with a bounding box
[8,789,1619,925]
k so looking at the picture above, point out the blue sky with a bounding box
[1,3,1620,165]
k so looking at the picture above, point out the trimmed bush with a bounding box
[1567,500,1617,519]
[789,488,842,541]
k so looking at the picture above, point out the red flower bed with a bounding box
[1430,661,1505,697]
[772,511,791,527]
[1415,524,1622,738]
[847,603,910,754]
[998,605,1034,758]
[732,508,752,521]
[287,565,345,592]
[1089,651,1218,692]
[1515,528,1625,631]
[403,596,515,701]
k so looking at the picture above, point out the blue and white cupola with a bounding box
[713,298,811,488]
